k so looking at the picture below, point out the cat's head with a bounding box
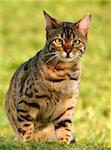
[43,11,91,63]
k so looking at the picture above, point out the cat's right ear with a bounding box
[74,13,91,37]
[43,11,59,32]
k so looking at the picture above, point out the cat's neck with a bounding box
[54,60,80,70]
[41,60,81,82]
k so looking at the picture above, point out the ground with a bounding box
[0,0,111,149]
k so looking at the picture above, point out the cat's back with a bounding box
[6,50,42,97]
[6,54,38,102]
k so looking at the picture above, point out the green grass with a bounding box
[0,136,111,150]
[0,0,111,149]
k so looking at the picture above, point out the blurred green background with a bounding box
[0,0,111,146]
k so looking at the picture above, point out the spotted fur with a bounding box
[6,11,91,143]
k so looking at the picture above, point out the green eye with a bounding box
[73,39,80,46]
[55,38,63,46]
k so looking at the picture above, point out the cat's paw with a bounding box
[56,131,76,144]
[70,136,76,144]
[68,133,76,144]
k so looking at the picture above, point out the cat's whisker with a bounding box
[83,57,89,63]
[81,57,90,66]
[44,54,58,65]
[51,57,57,67]
[43,52,58,56]
[55,58,59,67]
[52,57,58,68]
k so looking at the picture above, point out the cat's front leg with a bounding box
[54,107,76,144]
[55,120,75,144]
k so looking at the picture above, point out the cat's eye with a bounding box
[54,38,63,46]
[73,39,80,46]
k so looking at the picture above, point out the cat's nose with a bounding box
[64,49,72,54]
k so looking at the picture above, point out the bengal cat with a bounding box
[6,11,91,143]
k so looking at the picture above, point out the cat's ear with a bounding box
[74,13,91,36]
[43,11,59,31]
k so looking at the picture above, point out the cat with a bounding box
[6,11,91,144]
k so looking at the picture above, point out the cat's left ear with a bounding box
[74,13,91,37]
[43,11,59,32]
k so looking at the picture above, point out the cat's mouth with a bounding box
[59,51,78,62]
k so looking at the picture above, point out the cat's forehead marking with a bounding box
[60,22,75,39]
[61,22,73,27]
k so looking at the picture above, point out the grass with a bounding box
[0,140,111,150]
[0,0,111,149]
[0,136,111,150]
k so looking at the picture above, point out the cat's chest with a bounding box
[51,80,79,97]
[41,72,80,99]
[41,64,80,96]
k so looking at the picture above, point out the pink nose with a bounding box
[64,48,72,54]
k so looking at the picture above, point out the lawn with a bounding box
[0,0,111,149]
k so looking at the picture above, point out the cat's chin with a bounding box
[59,57,75,62]
[59,56,79,63]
